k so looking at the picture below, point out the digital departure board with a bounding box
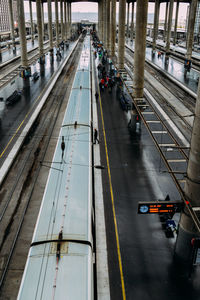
[138,201,183,214]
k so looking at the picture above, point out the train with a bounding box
[17,35,94,300]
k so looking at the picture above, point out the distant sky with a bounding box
[24,1,189,22]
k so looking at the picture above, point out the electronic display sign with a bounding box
[138,201,183,214]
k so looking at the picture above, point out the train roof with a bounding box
[17,36,93,300]
[32,37,92,244]
[18,243,93,299]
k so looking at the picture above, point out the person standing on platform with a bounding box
[94,128,99,144]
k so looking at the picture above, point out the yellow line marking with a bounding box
[0,93,41,159]
[98,86,126,300]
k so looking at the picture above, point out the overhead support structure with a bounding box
[166,0,174,54]
[173,0,179,45]
[106,0,111,53]
[175,80,200,264]
[17,0,28,67]
[152,0,160,51]
[29,0,34,43]
[130,1,135,41]
[47,0,53,50]
[55,0,59,46]
[133,0,148,98]
[164,2,168,42]
[111,0,116,57]
[126,2,130,38]
[185,0,198,61]
[8,0,16,49]
[118,0,126,70]
[36,0,44,57]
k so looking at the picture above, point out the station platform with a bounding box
[0,37,44,67]
[146,37,200,61]
[126,39,200,95]
[93,52,200,300]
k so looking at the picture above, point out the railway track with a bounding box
[125,48,194,139]
[126,46,197,111]
[0,42,51,89]
[0,39,83,299]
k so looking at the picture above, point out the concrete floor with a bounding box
[97,76,200,300]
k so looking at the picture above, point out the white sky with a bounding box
[24,1,189,21]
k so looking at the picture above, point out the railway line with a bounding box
[0,41,51,89]
[0,38,83,299]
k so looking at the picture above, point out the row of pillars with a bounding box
[97,0,198,98]
[98,0,135,59]
[8,0,72,67]
[97,0,200,265]
[97,0,147,98]
[152,0,198,60]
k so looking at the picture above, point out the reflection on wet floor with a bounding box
[0,39,40,65]
[0,44,73,153]
[127,41,200,94]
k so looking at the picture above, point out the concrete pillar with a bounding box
[64,0,67,40]
[66,2,69,39]
[173,0,179,45]
[70,3,72,37]
[0,36,2,61]
[152,0,160,50]
[101,0,104,42]
[103,0,107,45]
[98,1,100,38]
[67,2,71,39]
[164,2,168,42]
[36,0,44,56]
[111,0,116,56]
[98,0,103,41]
[106,0,110,53]
[186,0,198,60]
[60,0,64,41]
[133,0,148,98]
[41,2,45,40]
[17,0,28,67]
[47,0,53,49]
[175,80,200,264]
[8,0,15,48]
[118,0,126,69]
[55,0,59,46]
[29,0,34,43]
[130,2,135,41]
[126,2,130,38]
[166,0,174,54]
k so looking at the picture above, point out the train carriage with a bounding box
[17,36,94,300]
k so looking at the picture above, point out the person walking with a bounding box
[94,128,99,144]
[95,92,99,101]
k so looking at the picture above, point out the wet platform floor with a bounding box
[97,82,200,300]
[126,40,200,94]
